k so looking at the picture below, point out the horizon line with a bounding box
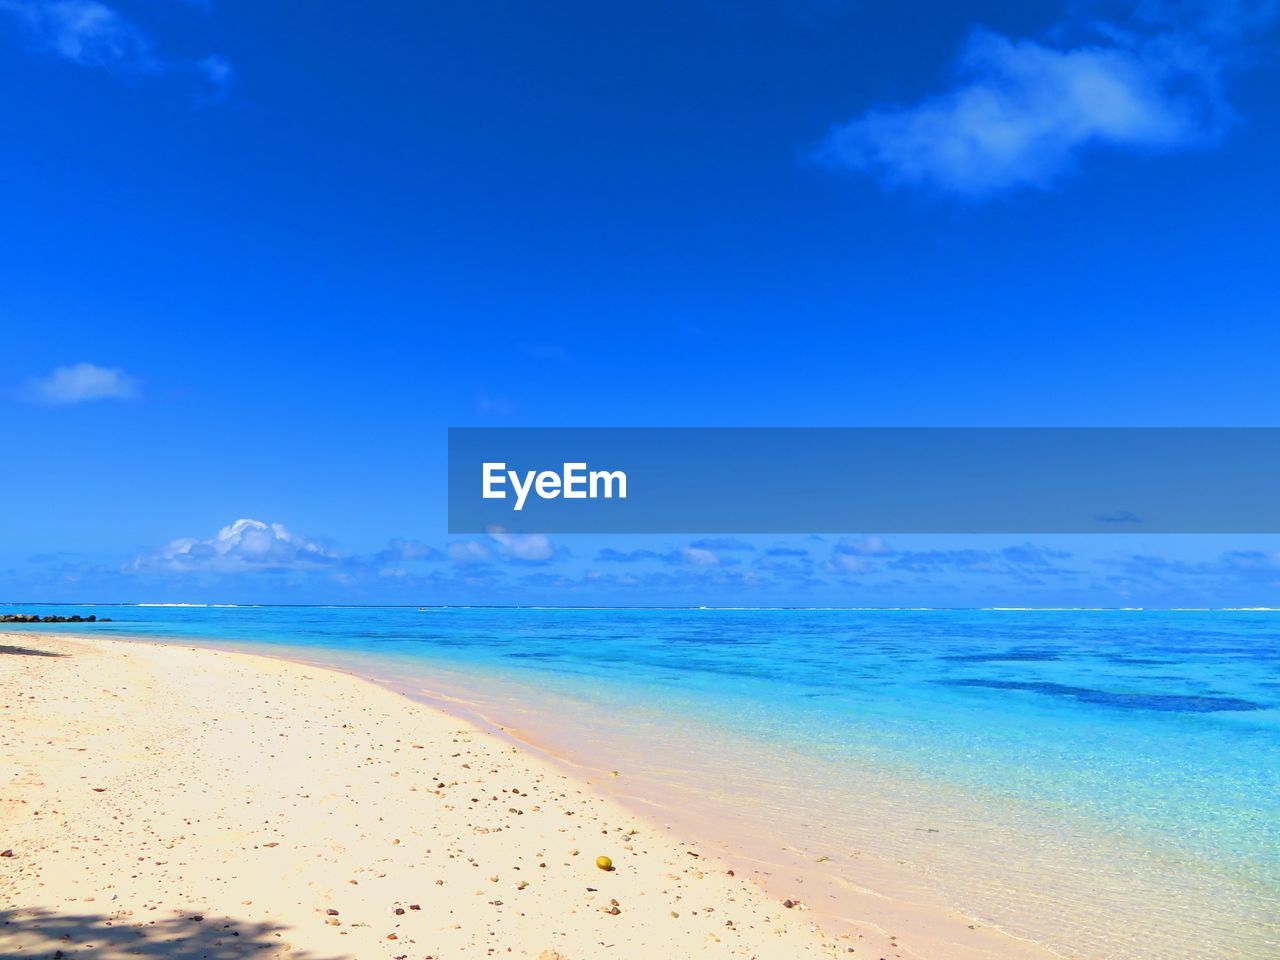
[4,602,1280,613]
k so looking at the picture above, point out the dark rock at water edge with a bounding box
[0,613,111,623]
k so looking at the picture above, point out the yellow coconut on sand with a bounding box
[596,855,614,871]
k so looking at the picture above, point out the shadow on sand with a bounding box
[0,644,65,658]
[0,907,344,960]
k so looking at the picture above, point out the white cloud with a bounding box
[835,535,892,556]
[488,530,557,563]
[26,362,139,404]
[824,536,892,575]
[817,2,1273,196]
[680,545,721,567]
[447,540,493,566]
[0,0,232,96]
[132,519,339,573]
[826,553,870,575]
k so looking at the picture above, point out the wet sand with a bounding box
[0,633,1059,959]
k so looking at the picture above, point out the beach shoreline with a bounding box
[1,631,1059,960]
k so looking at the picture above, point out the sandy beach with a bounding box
[1,632,1059,960]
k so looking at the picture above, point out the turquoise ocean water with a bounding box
[8,605,1278,958]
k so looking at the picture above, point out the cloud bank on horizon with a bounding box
[5,517,1270,608]
[818,0,1277,196]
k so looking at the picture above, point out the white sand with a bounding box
[0,633,1059,959]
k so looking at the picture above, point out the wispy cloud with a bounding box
[488,530,558,564]
[834,535,891,557]
[595,543,736,567]
[24,362,139,404]
[447,539,494,566]
[1,0,149,66]
[476,390,516,418]
[680,545,721,567]
[0,0,232,98]
[822,536,892,573]
[765,546,809,558]
[373,538,444,565]
[198,52,232,99]
[817,537,1079,584]
[1105,547,1280,591]
[689,537,756,552]
[596,548,664,564]
[816,1,1276,196]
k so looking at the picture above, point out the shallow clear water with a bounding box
[10,604,1278,958]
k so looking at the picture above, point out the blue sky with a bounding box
[3,0,1280,606]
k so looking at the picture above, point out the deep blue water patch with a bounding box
[939,679,1263,713]
[942,650,1063,662]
